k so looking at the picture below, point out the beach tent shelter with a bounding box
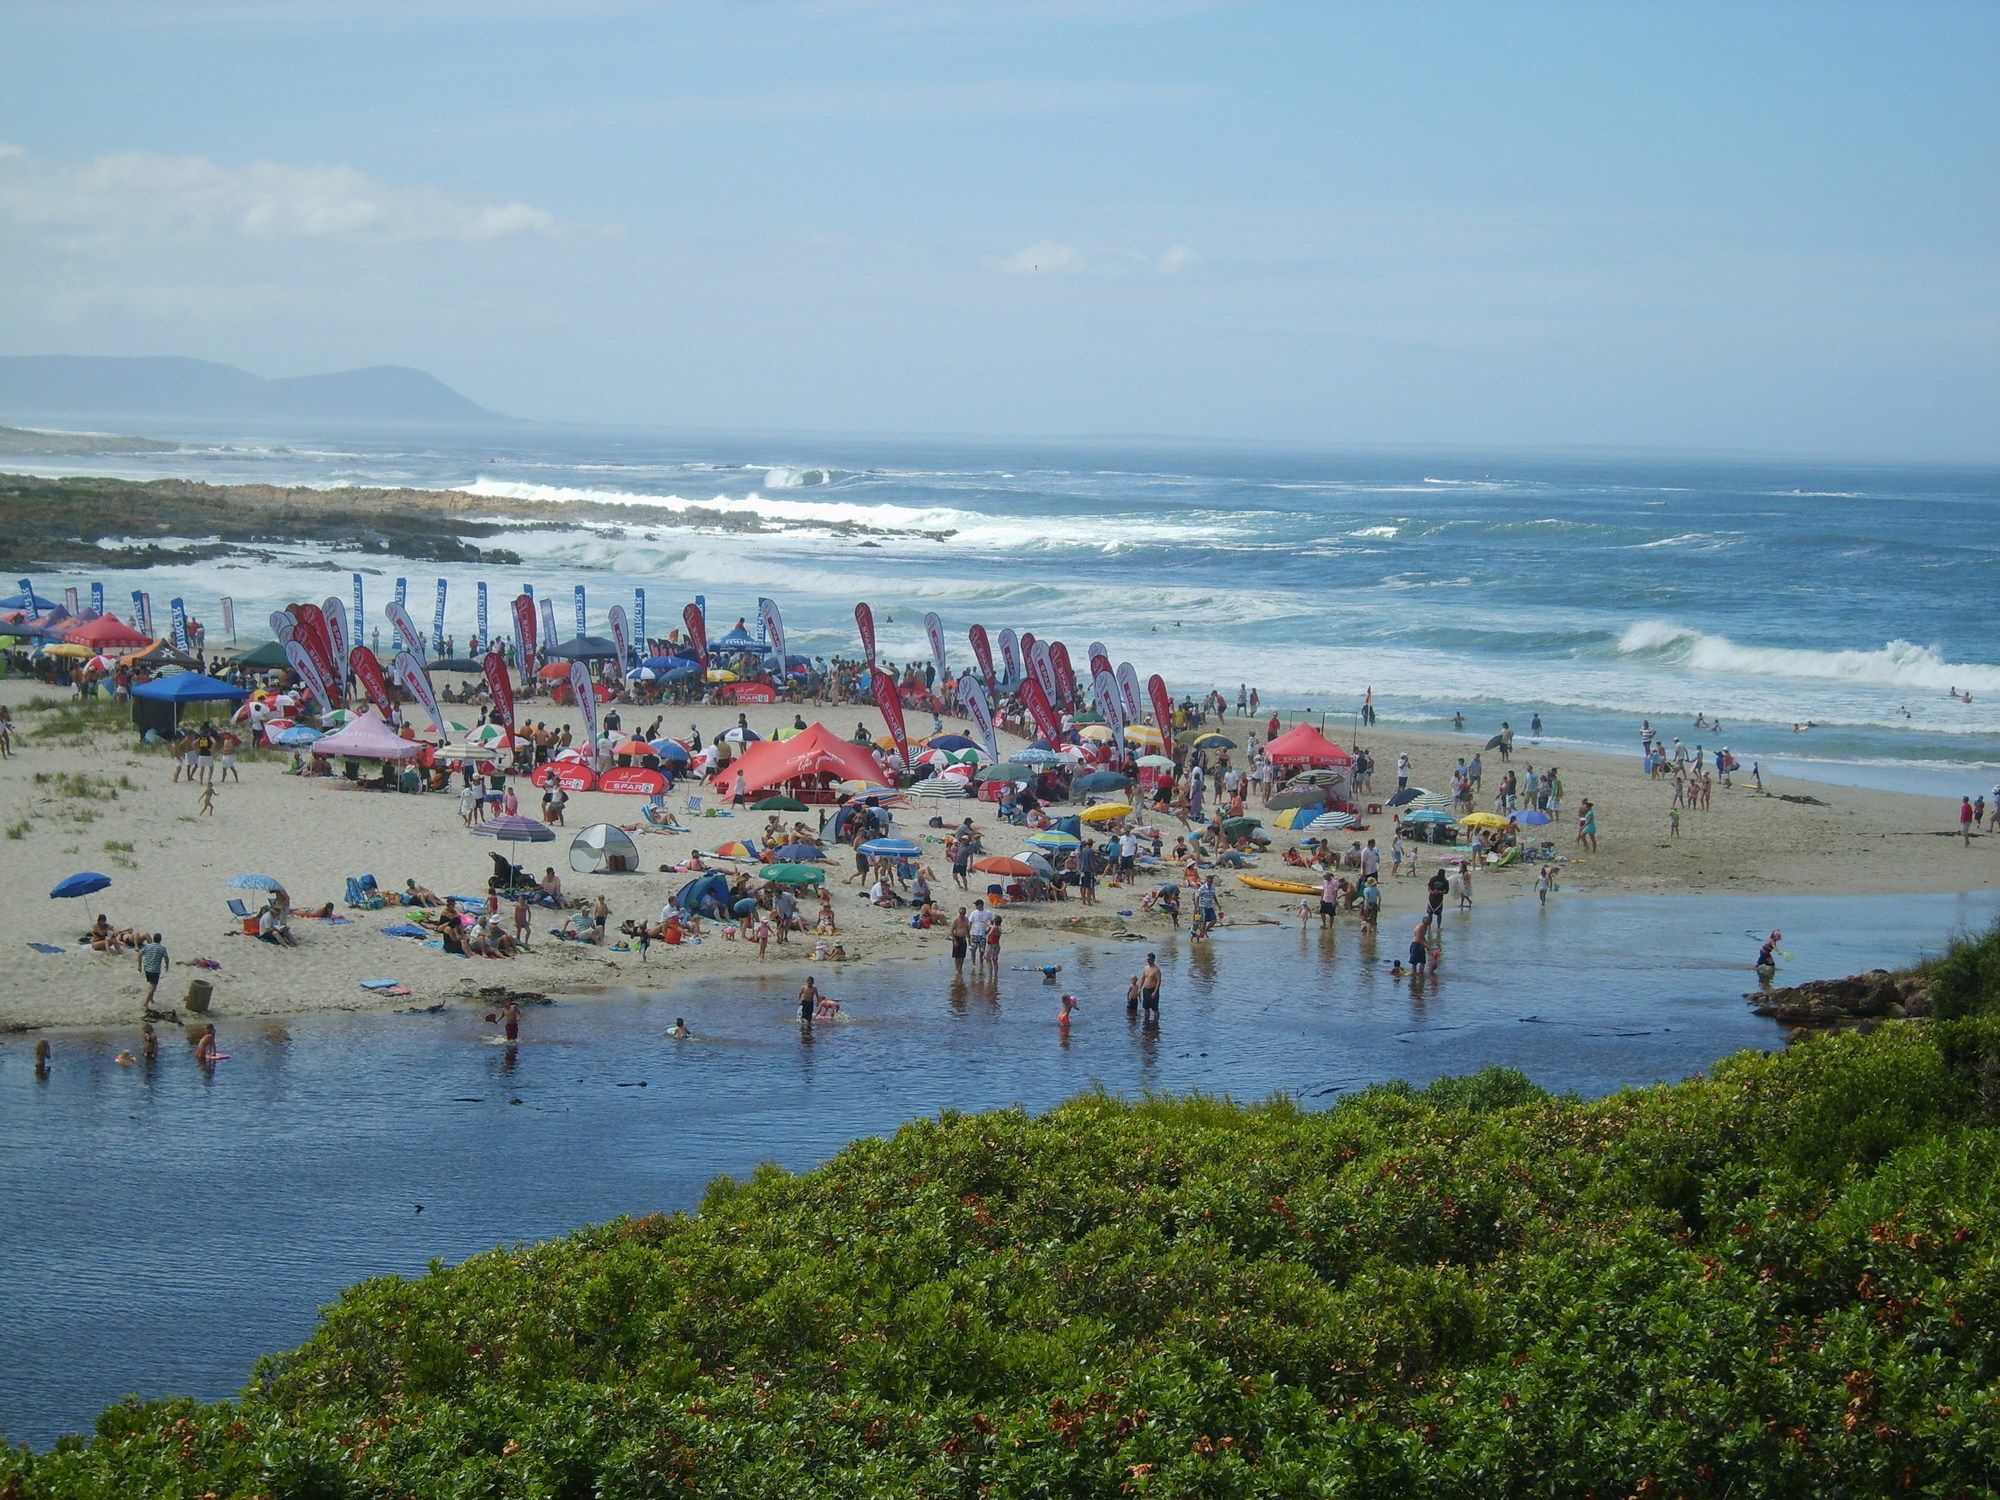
[712,722,885,801]
[672,871,731,920]
[569,823,640,874]
[233,640,291,670]
[1262,723,1354,766]
[129,671,248,736]
[310,710,424,761]
[63,615,151,652]
[0,589,56,612]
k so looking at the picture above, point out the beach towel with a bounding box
[380,924,427,938]
[359,978,403,990]
[26,942,66,954]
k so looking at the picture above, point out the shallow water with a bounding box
[2,886,1995,1448]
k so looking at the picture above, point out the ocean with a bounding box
[13,424,1999,795]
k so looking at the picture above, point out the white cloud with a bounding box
[984,239,1200,279]
[985,239,1091,276]
[0,141,25,159]
[0,144,561,245]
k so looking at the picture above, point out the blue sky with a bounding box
[3,1,1995,457]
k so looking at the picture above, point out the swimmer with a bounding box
[798,976,821,1024]
[141,1022,158,1062]
[35,1038,53,1077]
[669,1017,690,1040]
[1389,961,1408,979]
[501,1001,521,1043]
[194,1024,220,1064]
[1058,992,1078,1028]
[1126,975,1141,1015]
[814,994,841,1020]
[116,1050,136,1066]
[1755,930,1782,975]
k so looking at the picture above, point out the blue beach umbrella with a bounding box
[275,726,323,747]
[1511,809,1552,826]
[227,874,285,892]
[1075,770,1131,793]
[774,843,829,862]
[51,872,111,899]
[1405,809,1455,825]
[1026,829,1081,851]
[648,739,691,762]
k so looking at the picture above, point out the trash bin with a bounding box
[184,979,213,1013]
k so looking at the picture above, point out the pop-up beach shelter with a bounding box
[569,823,640,874]
[129,671,247,736]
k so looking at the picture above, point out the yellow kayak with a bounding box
[1236,875,1320,896]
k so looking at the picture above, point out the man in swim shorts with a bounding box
[1139,953,1162,1020]
[949,907,970,973]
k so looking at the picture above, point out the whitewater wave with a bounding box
[1347,524,1401,539]
[1615,621,2000,694]
[762,466,842,490]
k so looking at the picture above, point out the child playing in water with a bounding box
[1058,993,1078,1030]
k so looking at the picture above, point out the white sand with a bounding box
[0,678,1989,1036]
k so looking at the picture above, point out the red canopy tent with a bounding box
[711,722,887,802]
[1262,723,1354,766]
[63,615,152,651]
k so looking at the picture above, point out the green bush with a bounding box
[1929,921,2000,1022]
[9,1032,2000,1496]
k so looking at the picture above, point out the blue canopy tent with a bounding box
[830,803,891,843]
[0,589,57,612]
[129,671,247,736]
[709,626,762,656]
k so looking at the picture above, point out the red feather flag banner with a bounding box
[968,624,995,683]
[871,669,908,767]
[483,650,515,734]
[1049,641,1077,706]
[511,593,538,676]
[1020,674,1063,744]
[855,601,877,664]
[349,646,394,716]
[1148,673,1175,757]
[682,601,708,663]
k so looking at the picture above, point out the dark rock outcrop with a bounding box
[1748,968,1932,1027]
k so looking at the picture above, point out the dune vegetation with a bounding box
[10,927,2000,1497]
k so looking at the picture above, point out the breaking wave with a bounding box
[1615,621,2000,694]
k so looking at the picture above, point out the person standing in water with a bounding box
[501,1001,521,1044]
[798,976,820,1026]
[1139,953,1163,1022]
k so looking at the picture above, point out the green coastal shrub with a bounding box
[9,1026,2000,1496]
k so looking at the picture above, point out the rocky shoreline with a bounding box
[1749,968,1933,1027]
[0,470,956,571]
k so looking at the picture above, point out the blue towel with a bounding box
[380,924,426,938]
[359,978,402,990]
[27,942,66,954]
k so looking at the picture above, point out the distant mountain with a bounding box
[0,355,512,427]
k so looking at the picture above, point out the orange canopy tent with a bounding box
[712,722,886,801]
[1262,722,1354,765]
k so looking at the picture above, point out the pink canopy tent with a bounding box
[1262,723,1354,766]
[311,710,424,761]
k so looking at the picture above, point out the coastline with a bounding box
[1,677,1989,1036]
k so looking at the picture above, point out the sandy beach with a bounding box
[0,675,1987,1037]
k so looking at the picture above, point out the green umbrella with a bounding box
[753,795,808,811]
[974,762,1033,783]
[761,862,827,886]
[1221,816,1263,836]
[1072,710,1104,725]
